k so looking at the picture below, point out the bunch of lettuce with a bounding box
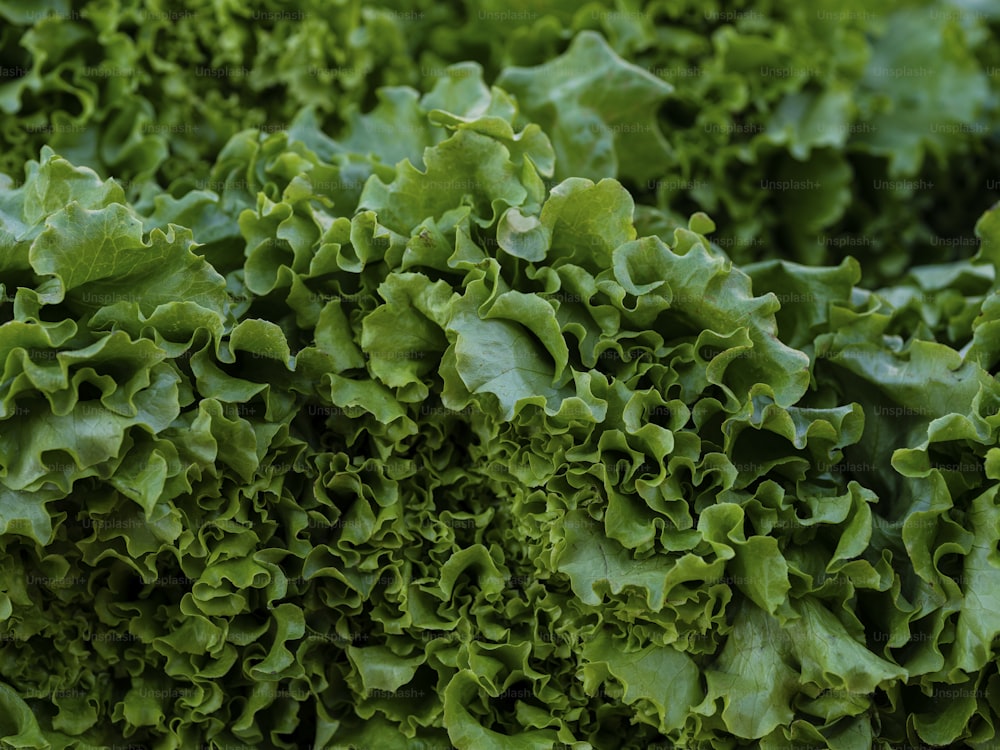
[0,2,1000,750]
[3,34,1000,748]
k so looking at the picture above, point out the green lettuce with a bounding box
[2,3,1000,749]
